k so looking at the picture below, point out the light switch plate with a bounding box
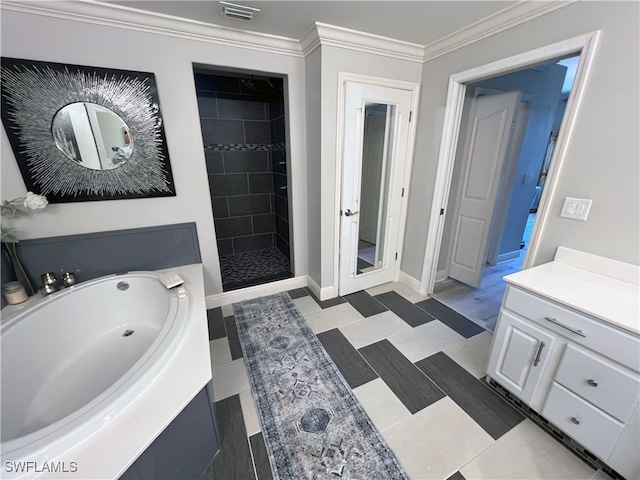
[560,197,592,220]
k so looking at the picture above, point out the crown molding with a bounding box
[0,0,304,57]
[423,0,577,62]
[1,0,576,64]
[301,22,425,63]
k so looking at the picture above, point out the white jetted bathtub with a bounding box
[0,265,211,479]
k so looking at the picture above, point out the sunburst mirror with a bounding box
[0,57,175,202]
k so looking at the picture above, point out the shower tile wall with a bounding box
[195,74,285,258]
[269,94,290,260]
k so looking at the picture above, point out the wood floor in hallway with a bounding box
[432,214,536,332]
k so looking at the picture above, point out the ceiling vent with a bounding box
[220,1,260,20]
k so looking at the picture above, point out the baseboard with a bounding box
[205,275,307,308]
[496,251,521,264]
[435,269,448,283]
[398,271,422,292]
[306,275,337,301]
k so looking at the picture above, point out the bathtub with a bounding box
[0,265,211,479]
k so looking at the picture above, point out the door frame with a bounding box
[419,31,601,295]
[334,72,421,296]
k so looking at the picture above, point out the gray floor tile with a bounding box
[225,315,243,360]
[213,395,256,480]
[359,340,445,414]
[207,307,226,340]
[374,291,435,327]
[287,288,309,299]
[249,433,273,480]
[447,472,467,480]
[415,352,524,439]
[317,328,378,388]
[344,290,388,317]
[415,298,485,338]
[304,287,346,309]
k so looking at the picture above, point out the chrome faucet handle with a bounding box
[41,272,58,286]
[62,272,77,287]
[42,282,58,296]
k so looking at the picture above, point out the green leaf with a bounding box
[0,228,19,243]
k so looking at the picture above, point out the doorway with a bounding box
[432,54,580,331]
[193,67,293,291]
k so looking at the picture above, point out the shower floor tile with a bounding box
[220,247,292,291]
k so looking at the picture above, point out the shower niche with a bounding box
[194,68,292,291]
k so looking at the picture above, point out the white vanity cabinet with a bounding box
[486,247,640,479]
[486,309,557,406]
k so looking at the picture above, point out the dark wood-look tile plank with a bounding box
[447,472,467,480]
[374,291,435,327]
[249,433,273,480]
[359,340,445,414]
[415,298,485,338]
[287,288,309,299]
[416,352,524,440]
[224,315,243,360]
[213,395,256,480]
[357,258,374,273]
[207,307,226,340]
[317,329,378,389]
[304,287,346,309]
[344,290,388,318]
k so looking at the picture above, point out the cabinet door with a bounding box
[487,311,556,405]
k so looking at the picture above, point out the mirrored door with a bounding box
[339,82,413,295]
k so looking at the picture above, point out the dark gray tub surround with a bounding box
[1,222,200,307]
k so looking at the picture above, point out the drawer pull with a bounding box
[544,316,587,337]
[587,379,598,387]
[571,416,580,425]
[533,341,546,367]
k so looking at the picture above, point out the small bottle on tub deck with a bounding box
[2,281,29,305]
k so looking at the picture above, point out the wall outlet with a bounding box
[560,197,592,221]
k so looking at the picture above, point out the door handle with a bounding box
[344,209,359,217]
[533,341,546,367]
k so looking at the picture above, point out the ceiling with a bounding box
[105,1,518,46]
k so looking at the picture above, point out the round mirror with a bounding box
[52,102,133,170]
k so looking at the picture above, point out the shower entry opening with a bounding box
[193,66,293,291]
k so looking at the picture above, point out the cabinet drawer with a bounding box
[542,383,624,461]
[504,286,640,371]
[555,345,640,422]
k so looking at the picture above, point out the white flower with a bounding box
[23,192,48,210]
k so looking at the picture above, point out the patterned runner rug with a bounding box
[234,292,409,480]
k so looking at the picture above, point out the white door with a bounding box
[487,310,556,406]
[339,82,412,296]
[449,91,520,287]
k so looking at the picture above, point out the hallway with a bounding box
[432,214,536,331]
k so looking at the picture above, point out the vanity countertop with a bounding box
[504,256,640,336]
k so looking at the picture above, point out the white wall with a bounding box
[0,8,308,296]
[315,45,422,291]
[305,48,322,287]
[402,1,640,282]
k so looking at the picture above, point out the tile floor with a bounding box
[205,283,606,480]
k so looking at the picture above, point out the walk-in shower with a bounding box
[194,68,292,291]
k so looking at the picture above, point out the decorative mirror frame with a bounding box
[0,57,176,203]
